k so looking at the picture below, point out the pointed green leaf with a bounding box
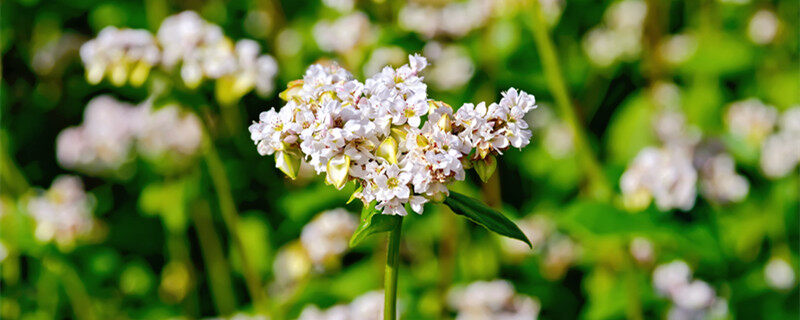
[444,191,532,248]
[349,202,402,247]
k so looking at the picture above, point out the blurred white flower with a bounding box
[659,33,697,66]
[630,237,654,265]
[654,260,727,320]
[27,176,95,246]
[135,102,204,160]
[322,0,355,13]
[501,214,554,258]
[653,260,691,297]
[760,106,800,178]
[300,208,358,268]
[621,146,697,211]
[273,241,312,286]
[363,46,407,77]
[582,0,647,67]
[697,153,749,203]
[56,96,140,174]
[298,290,386,320]
[748,9,779,45]
[725,98,778,144]
[423,42,475,90]
[398,0,494,39]
[448,280,541,320]
[80,26,160,86]
[313,12,374,53]
[764,258,796,291]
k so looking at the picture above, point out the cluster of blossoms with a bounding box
[658,33,698,66]
[500,214,579,279]
[80,11,278,101]
[582,0,647,68]
[313,12,375,54]
[525,104,575,158]
[272,209,357,286]
[764,257,796,291]
[448,280,541,320]
[26,176,95,247]
[621,109,750,211]
[422,42,475,91]
[363,46,408,77]
[652,261,729,320]
[57,96,203,175]
[298,291,386,320]
[249,54,536,215]
[752,106,800,179]
[398,0,494,39]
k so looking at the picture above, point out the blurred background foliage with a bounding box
[1,0,798,319]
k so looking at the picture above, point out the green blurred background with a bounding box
[1,0,798,319]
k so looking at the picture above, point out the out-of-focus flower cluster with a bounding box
[81,11,278,103]
[273,209,357,286]
[298,290,386,320]
[621,87,755,212]
[764,257,796,291]
[26,175,95,247]
[313,12,375,54]
[249,54,536,215]
[582,0,648,68]
[399,0,494,39]
[56,95,203,175]
[422,42,474,91]
[751,105,800,179]
[447,280,541,320]
[652,261,728,320]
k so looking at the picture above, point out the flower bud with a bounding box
[437,113,452,132]
[86,63,105,85]
[474,155,497,183]
[326,154,350,189]
[279,80,304,101]
[110,61,129,87]
[129,61,151,87]
[276,151,301,180]
[377,136,398,164]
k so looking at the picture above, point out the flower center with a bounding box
[387,177,399,188]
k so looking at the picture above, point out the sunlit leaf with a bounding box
[444,191,531,247]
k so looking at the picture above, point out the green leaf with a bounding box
[443,191,532,248]
[349,202,402,247]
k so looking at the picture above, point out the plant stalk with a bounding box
[527,1,612,201]
[384,217,403,320]
[204,142,268,313]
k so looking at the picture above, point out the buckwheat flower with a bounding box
[135,102,204,160]
[27,176,95,246]
[582,0,647,67]
[621,146,697,211]
[764,257,796,291]
[56,96,141,174]
[322,0,355,13]
[725,98,778,144]
[313,12,374,54]
[298,291,389,320]
[760,106,800,178]
[748,9,780,45]
[653,260,692,297]
[273,242,312,286]
[697,153,749,203]
[398,0,493,39]
[672,280,716,310]
[630,237,654,265]
[300,208,357,268]
[80,26,160,86]
[157,11,226,83]
[659,33,698,66]
[448,280,541,320]
[363,46,407,77]
[542,234,579,280]
[422,42,474,91]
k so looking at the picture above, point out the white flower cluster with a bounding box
[313,12,375,54]
[80,27,160,86]
[725,98,778,145]
[422,42,475,91]
[448,280,541,320]
[764,257,796,291]
[363,46,407,77]
[80,11,278,99]
[398,0,493,39]
[272,209,357,286]
[658,33,698,66]
[759,106,800,178]
[298,290,386,320]
[582,0,648,68]
[621,110,751,211]
[57,96,203,175]
[249,54,536,215]
[300,208,358,267]
[652,261,728,320]
[27,176,95,246]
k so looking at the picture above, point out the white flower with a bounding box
[448,280,541,320]
[698,153,749,203]
[313,12,374,53]
[653,260,692,296]
[725,98,778,143]
[765,258,796,290]
[80,26,160,85]
[630,237,654,265]
[621,146,697,211]
[671,280,715,310]
[760,106,800,179]
[300,208,357,267]
[27,176,95,246]
[748,10,779,45]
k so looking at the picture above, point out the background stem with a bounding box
[384,217,403,320]
[191,200,238,315]
[203,141,269,313]
[527,1,612,201]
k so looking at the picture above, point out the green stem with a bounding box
[44,257,95,320]
[191,200,237,315]
[527,1,612,201]
[384,217,403,320]
[203,142,268,313]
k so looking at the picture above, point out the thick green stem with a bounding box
[527,1,612,201]
[204,142,268,313]
[384,217,403,320]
